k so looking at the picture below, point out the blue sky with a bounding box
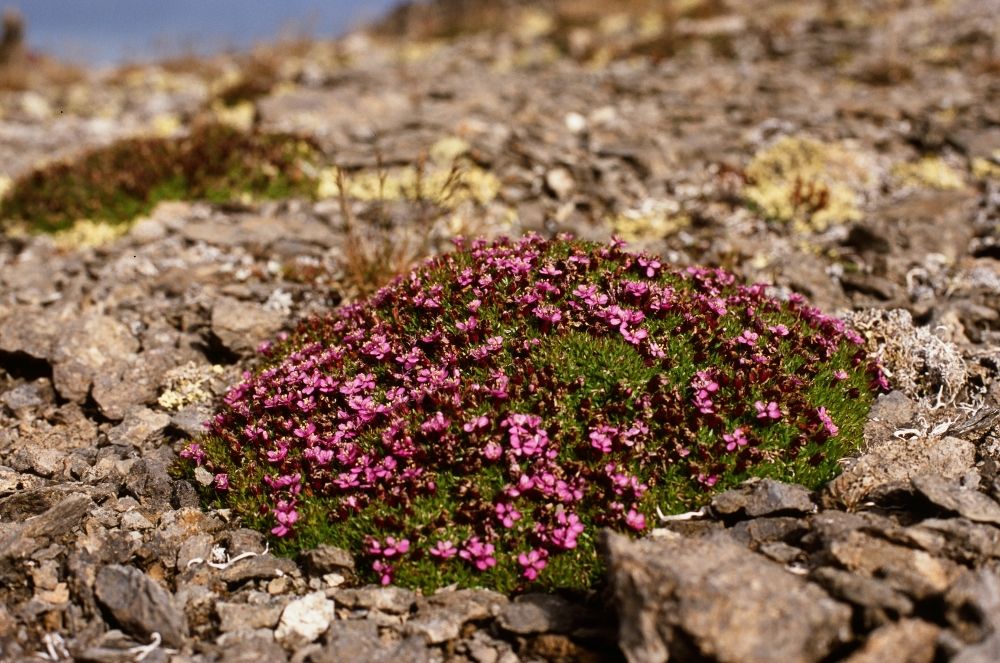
[6,0,401,64]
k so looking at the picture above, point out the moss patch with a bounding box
[181,236,886,593]
[0,123,321,234]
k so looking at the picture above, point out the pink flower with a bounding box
[768,324,790,337]
[270,500,299,537]
[429,540,457,560]
[533,305,563,325]
[496,502,522,528]
[367,536,410,558]
[213,473,229,491]
[459,537,497,571]
[372,560,394,585]
[833,369,849,381]
[697,473,719,488]
[625,508,646,531]
[179,443,206,466]
[723,427,748,452]
[588,425,618,454]
[463,415,489,433]
[518,549,549,581]
[817,407,839,437]
[755,400,782,420]
[735,329,759,346]
[482,440,503,461]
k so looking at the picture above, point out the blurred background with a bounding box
[2,0,401,64]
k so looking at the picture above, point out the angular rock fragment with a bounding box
[333,585,416,614]
[843,619,940,663]
[825,436,975,508]
[711,478,815,518]
[218,554,298,584]
[94,564,187,648]
[829,530,961,600]
[300,544,356,576]
[405,589,508,644]
[210,296,285,356]
[912,475,1000,526]
[274,591,335,647]
[51,313,139,403]
[497,593,587,635]
[604,530,851,663]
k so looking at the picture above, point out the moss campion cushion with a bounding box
[183,235,887,592]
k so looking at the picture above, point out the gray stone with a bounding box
[863,390,915,447]
[124,458,174,509]
[711,479,816,518]
[300,544,356,576]
[274,591,335,647]
[216,601,284,633]
[405,589,508,644]
[825,436,976,508]
[218,554,298,584]
[0,379,52,414]
[0,493,93,560]
[603,530,852,663]
[94,564,187,648]
[176,533,214,571]
[108,407,171,447]
[9,447,66,478]
[210,296,285,356]
[842,619,940,663]
[218,632,288,663]
[943,569,1000,644]
[319,620,382,661]
[904,518,1000,562]
[497,593,586,635]
[333,585,416,614]
[51,314,139,403]
[811,567,914,626]
[828,530,961,600]
[912,475,1000,526]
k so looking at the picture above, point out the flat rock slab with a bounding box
[94,564,187,648]
[52,313,140,403]
[603,530,852,663]
[210,296,285,356]
[497,593,588,635]
[825,436,976,508]
[406,589,508,644]
[912,475,1000,526]
[711,478,816,518]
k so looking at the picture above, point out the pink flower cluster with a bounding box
[190,234,887,589]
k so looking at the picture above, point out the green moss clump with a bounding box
[0,123,320,233]
[182,235,887,593]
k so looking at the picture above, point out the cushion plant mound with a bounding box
[183,235,888,593]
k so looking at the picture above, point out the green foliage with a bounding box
[0,123,320,233]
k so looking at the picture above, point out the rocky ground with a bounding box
[1,0,1000,661]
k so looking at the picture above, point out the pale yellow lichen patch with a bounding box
[892,156,966,190]
[515,9,555,41]
[50,219,130,249]
[972,154,1000,180]
[610,199,691,242]
[397,41,444,63]
[158,362,225,411]
[744,135,874,232]
[150,113,182,137]
[211,100,256,132]
[429,136,470,166]
[318,161,500,208]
